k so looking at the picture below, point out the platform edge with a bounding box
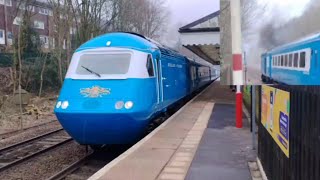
[257,157,268,180]
[88,83,214,180]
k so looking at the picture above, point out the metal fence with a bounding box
[258,85,320,180]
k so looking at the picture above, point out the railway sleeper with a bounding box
[65,174,88,180]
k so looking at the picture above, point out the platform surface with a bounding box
[185,103,255,180]
[89,82,255,180]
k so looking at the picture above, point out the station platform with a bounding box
[89,82,256,180]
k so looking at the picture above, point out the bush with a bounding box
[0,53,13,67]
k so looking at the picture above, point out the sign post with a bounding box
[252,86,256,150]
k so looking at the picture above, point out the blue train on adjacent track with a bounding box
[261,33,320,85]
[54,32,216,147]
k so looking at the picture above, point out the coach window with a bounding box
[146,54,155,77]
[294,53,299,68]
[285,55,288,67]
[272,57,275,66]
[277,57,280,66]
[281,55,284,66]
[300,52,306,68]
[289,54,293,67]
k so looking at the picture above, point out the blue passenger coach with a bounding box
[261,33,320,85]
[54,32,214,146]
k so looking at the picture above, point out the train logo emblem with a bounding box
[80,86,111,98]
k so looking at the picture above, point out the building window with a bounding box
[300,52,306,68]
[40,35,49,48]
[13,17,22,25]
[7,32,13,45]
[146,55,154,77]
[0,29,4,45]
[50,38,55,49]
[70,27,76,35]
[63,39,66,49]
[19,3,34,12]
[2,0,12,6]
[34,20,45,29]
[39,8,50,15]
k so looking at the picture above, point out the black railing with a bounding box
[258,85,320,180]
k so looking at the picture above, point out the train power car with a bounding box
[54,32,214,147]
[261,33,320,85]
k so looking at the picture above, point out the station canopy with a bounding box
[179,11,220,65]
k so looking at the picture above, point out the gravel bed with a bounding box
[0,120,62,148]
[0,114,57,133]
[0,141,88,180]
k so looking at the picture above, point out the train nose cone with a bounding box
[82,99,102,109]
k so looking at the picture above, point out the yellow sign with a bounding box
[261,85,290,158]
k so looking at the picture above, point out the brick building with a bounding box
[0,0,54,51]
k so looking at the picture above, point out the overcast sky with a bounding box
[162,0,219,47]
[258,0,311,24]
[167,0,219,26]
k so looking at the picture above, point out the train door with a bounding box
[266,57,269,76]
[155,58,164,104]
[161,58,174,104]
[267,56,272,77]
[312,49,319,76]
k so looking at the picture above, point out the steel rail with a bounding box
[0,128,72,172]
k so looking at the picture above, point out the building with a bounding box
[0,0,54,51]
[179,11,221,65]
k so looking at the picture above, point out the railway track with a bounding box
[0,128,72,172]
[0,120,58,140]
[47,81,219,180]
[48,146,129,180]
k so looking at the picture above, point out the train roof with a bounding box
[76,32,158,53]
[269,32,320,54]
[75,32,214,66]
[76,32,188,58]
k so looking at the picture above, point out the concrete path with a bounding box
[186,104,256,180]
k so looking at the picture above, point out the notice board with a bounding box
[261,85,290,158]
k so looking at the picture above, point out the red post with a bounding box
[231,0,243,128]
[236,85,243,128]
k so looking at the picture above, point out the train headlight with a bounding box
[125,101,134,109]
[56,101,62,109]
[115,101,124,110]
[61,101,69,109]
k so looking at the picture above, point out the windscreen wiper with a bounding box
[81,66,101,77]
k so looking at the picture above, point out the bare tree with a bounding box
[110,0,168,39]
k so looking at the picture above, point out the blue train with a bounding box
[54,32,216,147]
[261,33,320,85]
